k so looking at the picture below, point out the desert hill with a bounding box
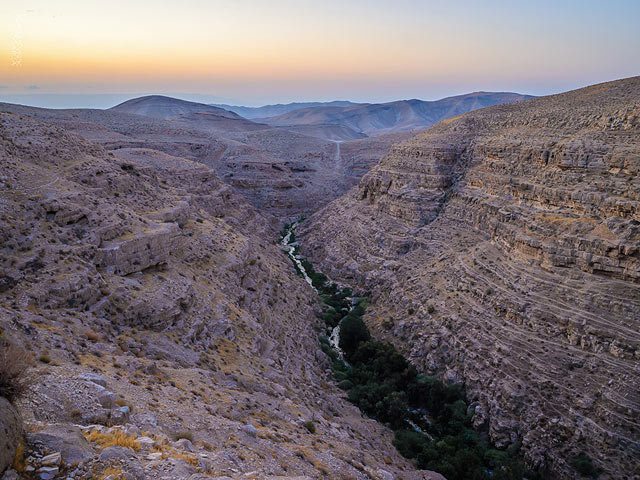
[111,95,242,120]
[300,77,640,478]
[1,91,533,222]
[261,92,534,136]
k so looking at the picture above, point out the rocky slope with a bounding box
[300,77,640,478]
[0,111,444,479]
[261,93,534,136]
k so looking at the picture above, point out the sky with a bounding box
[1,0,639,108]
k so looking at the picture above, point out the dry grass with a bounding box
[38,353,51,364]
[0,340,32,402]
[150,435,198,466]
[84,428,140,451]
[174,452,199,466]
[98,467,124,480]
[12,438,25,473]
[295,448,330,475]
[115,397,134,412]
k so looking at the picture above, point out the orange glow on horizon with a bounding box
[1,0,638,103]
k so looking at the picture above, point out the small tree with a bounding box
[0,340,32,403]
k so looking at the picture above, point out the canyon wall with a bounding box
[300,77,640,478]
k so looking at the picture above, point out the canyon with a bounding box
[1,76,638,480]
[0,109,445,479]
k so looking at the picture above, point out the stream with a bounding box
[279,221,350,359]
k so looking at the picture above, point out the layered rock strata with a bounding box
[300,77,640,478]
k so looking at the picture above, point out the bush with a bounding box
[0,340,32,402]
[304,421,316,434]
[338,314,370,358]
[571,452,601,478]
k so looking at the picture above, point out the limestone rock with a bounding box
[0,105,447,480]
[0,397,23,474]
[37,466,58,480]
[39,452,60,466]
[27,424,95,466]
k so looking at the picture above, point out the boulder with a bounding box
[0,397,23,474]
[0,470,19,480]
[27,424,95,466]
[174,438,194,452]
[98,446,134,463]
[136,436,155,453]
[76,373,107,388]
[37,466,58,480]
[97,390,115,409]
[241,424,258,438]
[39,452,61,466]
[109,406,130,425]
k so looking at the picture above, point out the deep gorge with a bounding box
[279,222,568,480]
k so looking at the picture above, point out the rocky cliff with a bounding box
[300,77,640,478]
[0,111,443,479]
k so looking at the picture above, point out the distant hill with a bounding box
[111,95,241,120]
[260,92,535,136]
[213,101,359,119]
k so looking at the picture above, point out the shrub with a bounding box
[0,341,32,402]
[304,421,316,434]
[297,247,536,480]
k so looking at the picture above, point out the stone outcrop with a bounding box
[301,76,640,478]
[95,222,180,276]
[0,397,23,473]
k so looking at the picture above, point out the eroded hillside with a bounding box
[300,77,640,478]
[0,111,444,479]
[0,101,409,221]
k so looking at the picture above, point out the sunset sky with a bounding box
[1,0,639,107]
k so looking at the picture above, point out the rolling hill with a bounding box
[111,95,241,120]
[261,92,534,136]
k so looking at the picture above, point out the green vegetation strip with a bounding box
[280,223,598,480]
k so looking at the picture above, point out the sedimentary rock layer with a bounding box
[301,77,640,478]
